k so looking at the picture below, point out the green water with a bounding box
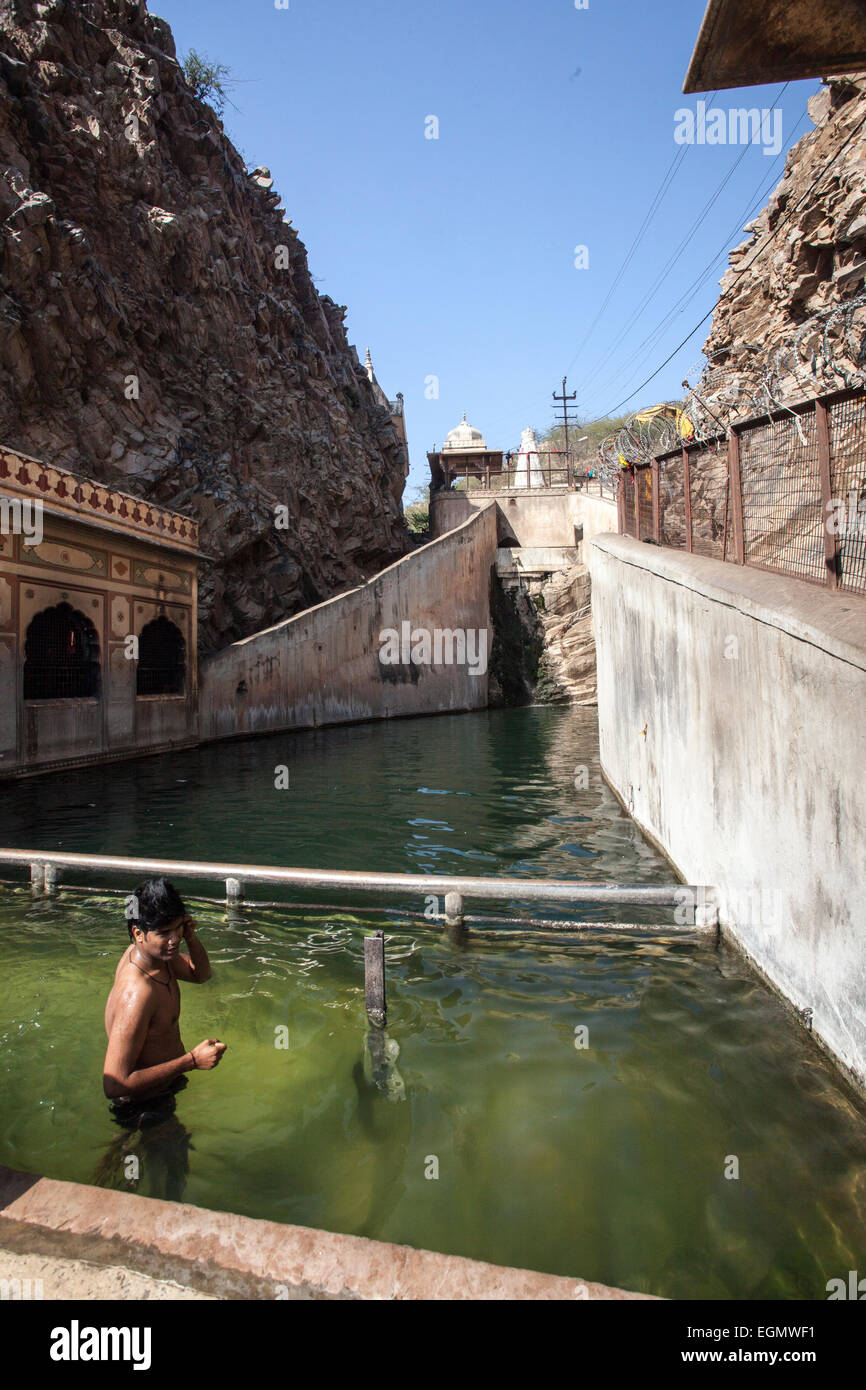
[1,707,865,1297]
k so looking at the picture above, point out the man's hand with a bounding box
[173,918,212,983]
[190,1038,227,1070]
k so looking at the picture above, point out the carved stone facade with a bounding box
[0,447,199,777]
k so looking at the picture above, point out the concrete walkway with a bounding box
[0,1245,217,1300]
[0,1164,654,1301]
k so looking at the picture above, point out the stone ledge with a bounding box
[0,1166,654,1301]
[590,534,866,670]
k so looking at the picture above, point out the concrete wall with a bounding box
[591,533,866,1086]
[574,493,619,562]
[430,488,617,559]
[199,504,499,741]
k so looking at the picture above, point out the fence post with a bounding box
[617,480,625,534]
[683,447,693,552]
[816,399,839,589]
[364,931,386,1026]
[727,429,745,565]
[633,469,640,537]
[444,890,466,945]
[226,877,243,905]
[651,461,661,542]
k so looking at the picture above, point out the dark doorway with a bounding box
[137,617,186,696]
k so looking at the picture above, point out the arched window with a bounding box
[137,616,186,696]
[23,602,101,700]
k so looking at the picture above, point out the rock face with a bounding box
[0,0,409,652]
[537,565,596,704]
[488,564,596,707]
[694,76,866,424]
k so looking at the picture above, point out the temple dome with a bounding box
[443,413,487,451]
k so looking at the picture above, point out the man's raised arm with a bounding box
[171,914,212,984]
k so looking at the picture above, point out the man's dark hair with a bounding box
[126,878,186,941]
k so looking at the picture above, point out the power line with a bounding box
[596,117,812,398]
[595,103,866,419]
[578,135,757,399]
[579,85,791,403]
[563,101,719,374]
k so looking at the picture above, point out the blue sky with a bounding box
[154,0,820,495]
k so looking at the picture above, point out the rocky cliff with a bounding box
[488,564,596,708]
[0,0,409,652]
[693,75,866,427]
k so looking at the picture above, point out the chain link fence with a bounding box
[616,388,866,595]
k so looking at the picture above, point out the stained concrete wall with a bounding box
[430,488,617,557]
[199,504,499,741]
[590,533,866,1086]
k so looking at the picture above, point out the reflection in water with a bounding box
[94,1108,191,1204]
[351,1031,411,1239]
[364,1027,406,1103]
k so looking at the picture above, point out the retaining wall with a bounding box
[199,504,499,741]
[590,533,866,1086]
[430,489,617,553]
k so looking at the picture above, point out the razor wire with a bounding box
[598,291,866,487]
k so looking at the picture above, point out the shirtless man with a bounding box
[104,877,226,1123]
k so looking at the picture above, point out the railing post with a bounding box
[683,446,693,552]
[651,461,661,542]
[727,429,745,564]
[444,890,466,945]
[816,399,839,589]
[30,861,44,894]
[364,930,386,1026]
[226,877,244,905]
[445,891,464,930]
[44,864,58,896]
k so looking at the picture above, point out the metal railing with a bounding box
[0,848,717,931]
[618,386,866,594]
[437,454,616,499]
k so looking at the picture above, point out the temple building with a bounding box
[427,414,504,492]
[0,446,201,778]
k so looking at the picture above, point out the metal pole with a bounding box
[0,848,706,908]
[816,399,839,588]
[651,461,661,542]
[552,376,578,459]
[364,931,386,1026]
[683,447,693,552]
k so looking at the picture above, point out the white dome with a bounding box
[443,413,487,451]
